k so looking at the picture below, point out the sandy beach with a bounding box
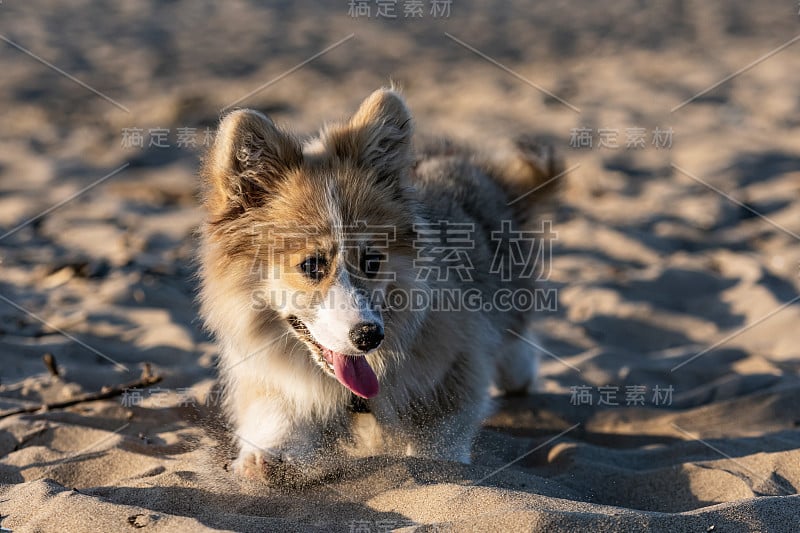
[2,1,800,531]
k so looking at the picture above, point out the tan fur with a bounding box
[198,88,562,483]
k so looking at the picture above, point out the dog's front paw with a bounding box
[231,449,281,480]
[231,448,325,486]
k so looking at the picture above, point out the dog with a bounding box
[198,88,562,482]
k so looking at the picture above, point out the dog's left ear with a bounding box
[323,88,413,181]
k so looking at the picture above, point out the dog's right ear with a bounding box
[202,109,302,221]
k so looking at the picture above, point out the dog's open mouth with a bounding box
[286,315,380,399]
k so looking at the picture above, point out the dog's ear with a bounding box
[202,109,302,221]
[323,88,413,181]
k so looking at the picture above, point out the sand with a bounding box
[2,0,800,531]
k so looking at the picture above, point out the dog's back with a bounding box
[406,136,562,394]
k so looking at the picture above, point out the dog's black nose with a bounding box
[349,322,384,352]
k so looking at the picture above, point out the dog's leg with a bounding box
[394,382,493,465]
[228,389,345,483]
[229,393,293,478]
[402,404,488,464]
[494,331,541,394]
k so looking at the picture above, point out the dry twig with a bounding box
[0,366,162,419]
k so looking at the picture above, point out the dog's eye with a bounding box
[361,252,384,279]
[299,256,327,281]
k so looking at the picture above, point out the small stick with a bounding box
[142,362,153,381]
[42,352,59,377]
[0,366,162,419]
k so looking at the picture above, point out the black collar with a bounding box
[348,394,371,413]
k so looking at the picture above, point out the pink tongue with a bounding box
[324,349,380,399]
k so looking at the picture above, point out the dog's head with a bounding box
[202,89,417,398]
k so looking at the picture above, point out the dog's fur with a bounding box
[198,88,561,482]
